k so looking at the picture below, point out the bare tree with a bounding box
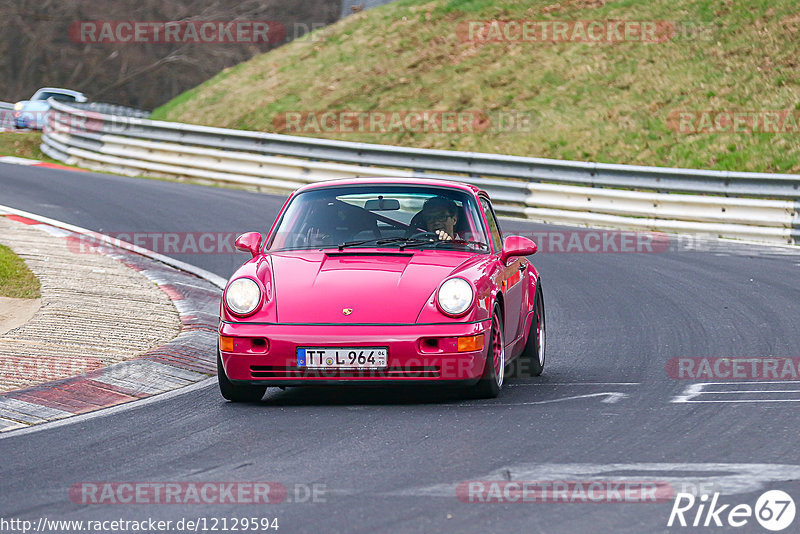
[0,0,341,108]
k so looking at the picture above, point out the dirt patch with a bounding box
[0,296,40,335]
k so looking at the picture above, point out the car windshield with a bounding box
[31,91,77,102]
[267,185,490,253]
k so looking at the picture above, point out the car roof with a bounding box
[294,177,488,198]
[33,87,85,97]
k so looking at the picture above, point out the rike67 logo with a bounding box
[668,490,796,531]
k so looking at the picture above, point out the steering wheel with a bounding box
[405,230,439,240]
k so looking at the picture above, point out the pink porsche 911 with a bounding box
[217,178,545,401]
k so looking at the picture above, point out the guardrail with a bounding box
[70,102,150,119]
[42,99,800,245]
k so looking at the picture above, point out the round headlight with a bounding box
[225,278,262,315]
[14,102,24,111]
[437,278,474,316]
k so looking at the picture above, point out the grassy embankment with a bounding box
[0,132,46,160]
[151,0,800,174]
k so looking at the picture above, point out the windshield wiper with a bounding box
[338,236,488,251]
[337,237,433,251]
[419,239,490,250]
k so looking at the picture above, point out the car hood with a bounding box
[270,250,471,324]
[20,101,49,111]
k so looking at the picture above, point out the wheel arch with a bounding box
[532,275,543,307]
[493,290,505,323]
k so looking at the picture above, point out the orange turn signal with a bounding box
[457,334,484,353]
[219,335,234,352]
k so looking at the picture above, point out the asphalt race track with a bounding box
[2,162,800,533]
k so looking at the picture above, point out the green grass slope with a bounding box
[0,132,47,161]
[152,0,800,173]
[0,244,40,299]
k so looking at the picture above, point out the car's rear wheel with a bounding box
[520,283,546,376]
[217,349,267,402]
[467,304,505,399]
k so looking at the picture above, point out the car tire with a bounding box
[217,349,267,402]
[467,304,505,399]
[520,283,546,377]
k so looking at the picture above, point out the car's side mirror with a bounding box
[500,235,537,263]
[235,232,262,258]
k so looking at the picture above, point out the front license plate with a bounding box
[297,347,388,369]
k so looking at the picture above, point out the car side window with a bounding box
[480,198,503,252]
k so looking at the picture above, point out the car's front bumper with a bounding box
[218,320,491,386]
[14,110,47,129]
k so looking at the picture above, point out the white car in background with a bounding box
[14,88,87,130]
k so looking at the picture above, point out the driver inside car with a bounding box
[419,196,461,241]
